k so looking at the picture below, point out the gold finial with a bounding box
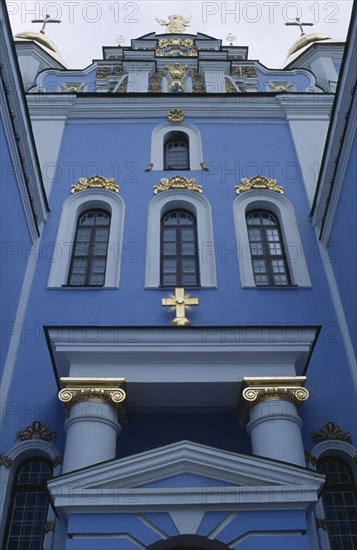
[162,288,199,326]
[155,15,191,34]
[285,17,314,37]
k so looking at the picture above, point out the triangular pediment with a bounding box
[48,441,324,515]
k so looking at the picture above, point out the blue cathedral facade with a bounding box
[1,4,356,549]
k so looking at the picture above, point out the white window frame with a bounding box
[151,122,203,170]
[233,190,311,288]
[47,190,125,289]
[0,440,61,550]
[145,190,217,288]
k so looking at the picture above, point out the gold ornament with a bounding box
[154,175,202,194]
[235,175,284,195]
[168,109,185,122]
[312,421,352,443]
[71,175,119,194]
[156,38,197,57]
[16,421,56,442]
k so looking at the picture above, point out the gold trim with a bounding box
[162,287,199,326]
[240,377,309,424]
[305,452,317,465]
[45,521,56,533]
[0,455,12,468]
[16,421,56,442]
[156,38,197,57]
[168,109,185,122]
[312,421,352,443]
[58,378,126,408]
[166,63,187,81]
[154,175,202,194]
[71,175,119,194]
[235,175,284,195]
[52,456,63,467]
[189,69,204,93]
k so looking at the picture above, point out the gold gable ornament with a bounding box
[71,175,119,194]
[156,38,197,57]
[235,175,284,195]
[154,175,202,194]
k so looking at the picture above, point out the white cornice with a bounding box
[312,15,357,241]
[46,326,317,409]
[0,5,48,238]
[47,440,324,516]
[26,94,333,120]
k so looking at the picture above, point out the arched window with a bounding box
[246,209,291,286]
[3,458,53,550]
[161,209,200,287]
[164,132,190,170]
[318,458,357,550]
[67,208,111,286]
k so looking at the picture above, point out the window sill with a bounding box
[47,286,119,290]
[242,285,302,289]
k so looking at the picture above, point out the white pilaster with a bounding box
[58,378,126,473]
[127,70,151,92]
[241,377,309,466]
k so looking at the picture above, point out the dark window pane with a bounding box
[161,209,199,287]
[4,460,52,550]
[318,459,357,550]
[164,133,189,170]
[247,210,290,286]
[68,209,111,287]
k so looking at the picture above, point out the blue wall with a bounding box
[3,110,356,454]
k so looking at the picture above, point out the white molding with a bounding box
[0,240,40,424]
[47,440,324,516]
[47,189,125,288]
[145,190,217,288]
[0,440,61,547]
[232,190,312,288]
[151,122,203,170]
[46,326,317,409]
[26,95,330,120]
[316,241,357,393]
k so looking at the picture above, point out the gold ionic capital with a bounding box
[58,378,126,409]
[240,377,309,424]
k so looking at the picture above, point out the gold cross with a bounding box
[285,17,314,37]
[162,288,199,326]
[31,14,61,35]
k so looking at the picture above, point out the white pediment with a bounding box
[48,440,324,515]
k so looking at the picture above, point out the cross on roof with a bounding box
[285,17,314,37]
[162,288,199,326]
[31,14,61,34]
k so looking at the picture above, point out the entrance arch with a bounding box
[147,534,231,550]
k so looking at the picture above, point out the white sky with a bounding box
[6,0,354,68]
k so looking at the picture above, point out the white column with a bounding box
[241,377,309,466]
[59,378,126,473]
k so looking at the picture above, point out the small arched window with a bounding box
[161,209,200,287]
[3,458,52,550]
[318,458,357,550]
[246,209,291,286]
[68,208,111,286]
[164,132,190,170]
